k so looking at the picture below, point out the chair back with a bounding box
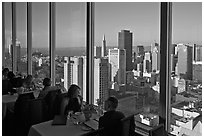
[120,114,135,136]
[14,93,35,135]
[28,98,46,125]
[44,89,62,120]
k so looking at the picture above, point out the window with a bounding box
[32,2,49,89]
[55,3,86,93]
[169,2,202,136]
[95,2,160,117]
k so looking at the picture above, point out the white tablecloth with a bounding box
[2,94,18,119]
[28,119,96,136]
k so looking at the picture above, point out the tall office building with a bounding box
[193,62,202,82]
[118,30,132,71]
[194,44,202,62]
[94,46,102,58]
[137,45,145,56]
[101,34,107,57]
[108,48,126,85]
[64,56,84,94]
[177,44,193,80]
[94,58,109,105]
[10,40,21,71]
[152,46,159,71]
[64,57,71,90]
[143,52,152,73]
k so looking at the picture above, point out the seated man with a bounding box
[99,96,125,136]
[38,78,58,98]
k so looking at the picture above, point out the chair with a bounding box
[14,98,32,135]
[2,79,12,95]
[28,98,47,125]
[120,114,135,136]
[43,89,62,120]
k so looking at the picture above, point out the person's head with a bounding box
[67,84,81,98]
[2,68,9,77]
[104,96,119,111]
[7,71,15,80]
[25,75,33,83]
[43,78,51,87]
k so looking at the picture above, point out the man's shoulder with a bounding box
[114,110,125,118]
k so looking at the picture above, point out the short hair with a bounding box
[2,68,9,75]
[43,78,51,86]
[107,96,118,109]
[67,84,81,98]
[7,71,15,79]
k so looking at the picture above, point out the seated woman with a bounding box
[38,78,58,98]
[60,84,83,116]
[22,75,36,91]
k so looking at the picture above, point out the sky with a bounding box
[3,2,202,48]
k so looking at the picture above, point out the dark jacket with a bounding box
[99,110,125,136]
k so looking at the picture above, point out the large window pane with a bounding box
[170,2,202,136]
[95,2,160,120]
[16,2,27,77]
[55,3,86,95]
[32,3,49,89]
[4,3,12,71]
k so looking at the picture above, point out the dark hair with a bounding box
[43,78,51,86]
[2,68,9,75]
[67,84,80,98]
[7,71,15,79]
[107,96,118,109]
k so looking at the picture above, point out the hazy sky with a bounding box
[4,2,202,48]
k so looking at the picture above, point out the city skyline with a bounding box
[3,2,202,48]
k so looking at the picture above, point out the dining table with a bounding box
[28,113,100,136]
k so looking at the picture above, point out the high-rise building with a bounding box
[194,44,202,62]
[102,34,107,57]
[143,52,152,73]
[10,40,21,71]
[93,58,109,105]
[177,44,193,80]
[94,46,102,58]
[137,45,145,56]
[64,56,84,94]
[193,62,202,82]
[108,48,126,85]
[64,57,72,90]
[152,46,159,71]
[118,30,132,71]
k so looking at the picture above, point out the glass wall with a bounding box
[32,3,49,89]
[4,3,12,71]
[170,2,202,136]
[94,2,160,118]
[55,3,86,93]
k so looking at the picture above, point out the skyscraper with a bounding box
[151,43,159,71]
[143,52,152,73]
[118,30,132,71]
[64,56,84,93]
[177,44,193,80]
[108,48,126,85]
[94,58,109,105]
[94,46,102,58]
[101,34,106,57]
[10,40,21,72]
